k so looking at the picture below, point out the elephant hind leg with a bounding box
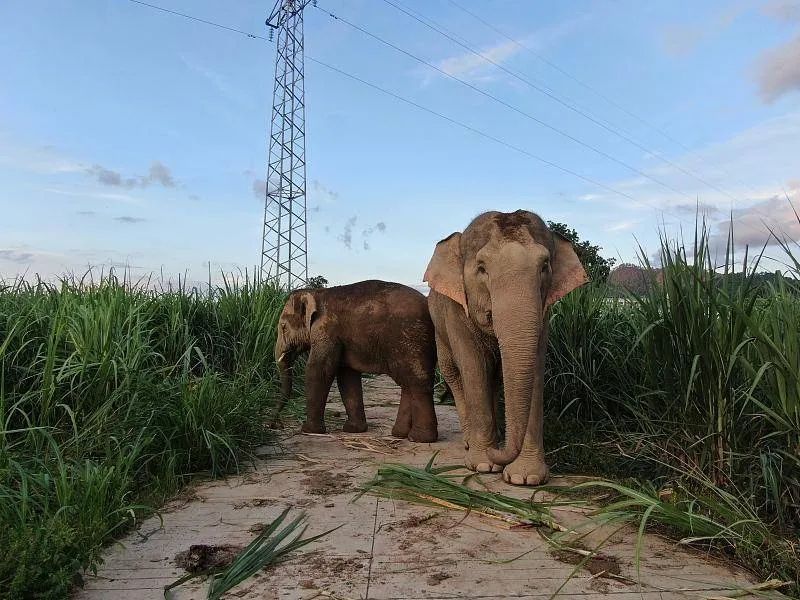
[397,384,437,443]
[337,366,367,433]
[391,385,412,439]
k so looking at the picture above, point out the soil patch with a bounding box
[380,512,439,533]
[233,497,278,509]
[162,489,206,513]
[550,548,626,581]
[175,544,242,573]
[301,554,365,584]
[426,572,452,586]
[589,577,611,593]
[302,469,353,496]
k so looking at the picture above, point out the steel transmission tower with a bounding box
[260,0,312,289]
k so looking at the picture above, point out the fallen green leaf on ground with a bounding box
[164,507,340,599]
[360,457,798,600]
[358,454,584,533]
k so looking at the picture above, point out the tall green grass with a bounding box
[545,223,800,589]
[0,273,291,598]
[3,219,800,596]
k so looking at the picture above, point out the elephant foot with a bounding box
[465,447,502,473]
[390,421,411,439]
[343,420,367,433]
[408,426,438,443]
[301,420,326,434]
[502,456,549,486]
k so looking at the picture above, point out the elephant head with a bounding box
[272,290,318,423]
[424,210,588,468]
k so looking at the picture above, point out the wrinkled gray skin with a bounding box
[273,281,438,441]
[424,210,588,485]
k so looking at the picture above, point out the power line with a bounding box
[315,4,700,206]
[305,56,670,213]
[379,0,748,206]
[126,0,271,40]
[121,0,693,222]
[445,0,766,199]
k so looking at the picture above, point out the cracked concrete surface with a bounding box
[76,376,754,599]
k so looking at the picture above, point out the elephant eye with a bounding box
[477,263,486,275]
[542,259,550,273]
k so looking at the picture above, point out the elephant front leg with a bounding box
[302,345,340,434]
[337,366,367,433]
[440,338,500,473]
[461,381,502,474]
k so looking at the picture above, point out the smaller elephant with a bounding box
[273,280,439,442]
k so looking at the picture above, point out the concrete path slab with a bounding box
[77,377,755,600]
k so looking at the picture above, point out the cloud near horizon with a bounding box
[709,190,800,255]
[0,249,36,264]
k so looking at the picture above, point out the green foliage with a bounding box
[544,222,800,592]
[547,221,616,282]
[305,275,328,289]
[0,274,296,597]
[3,218,800,596]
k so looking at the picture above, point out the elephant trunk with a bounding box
[272,337,295,426]
[486,245,544,466]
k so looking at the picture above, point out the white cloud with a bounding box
[606,220,639,232]
[762,0,800,22]
[661,25,706,57]
[85,161,176,189]
[707,190,800,259]
[42,187,141,204]
[179,55,254,108]
[0,245,68,277]
[661,1,750,57]
[0,141,84,175]
[0,243,151,282]
[435,39,522,81]
[754,33,800,102]
[252,178,267,198]
[754,1,800,103]
[584,110,800,252]
[425,16,584,84]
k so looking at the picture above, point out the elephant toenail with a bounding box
[510,474,524,485]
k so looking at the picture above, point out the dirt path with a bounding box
[77,376,755,599]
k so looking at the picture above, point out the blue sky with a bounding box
[1,0,799,288]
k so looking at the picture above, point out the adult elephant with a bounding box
[424,210,588,485]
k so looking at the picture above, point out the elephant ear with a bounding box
[424,232,467,313]
[299,292,318,330]
[546,232,589,310]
